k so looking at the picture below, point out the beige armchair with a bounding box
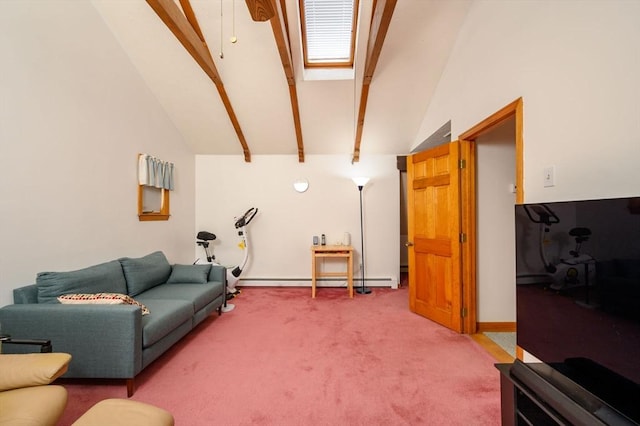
[0,352,72,426]
[0,352,174,426]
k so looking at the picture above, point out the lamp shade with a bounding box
[352,176,370,188]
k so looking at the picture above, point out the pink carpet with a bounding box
[59,287,501,425]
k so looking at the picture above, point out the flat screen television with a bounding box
[515,197,640,424]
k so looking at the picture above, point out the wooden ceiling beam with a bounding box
[146,0,252,162]
[264,0,305,162]
[179,0,206,43]
[352,0,397,163]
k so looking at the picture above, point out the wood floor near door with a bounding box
[470,333,514,363]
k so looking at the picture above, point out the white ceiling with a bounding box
[92,0,471,159]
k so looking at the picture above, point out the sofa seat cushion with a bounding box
[138,282,224,313]
[36,260,127,304]
[137,299,193,348]
[119,252,171,297]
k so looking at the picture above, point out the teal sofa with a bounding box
[0,251,225,396]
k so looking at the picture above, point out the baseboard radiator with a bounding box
[239,277,398,289]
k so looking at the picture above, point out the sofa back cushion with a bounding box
[36,260,128,304]
[167,264,211,284]
[119,251,171,296]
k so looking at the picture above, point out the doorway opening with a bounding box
[458,97,523,331]
[460,98,523,360]
[398,156,408,287]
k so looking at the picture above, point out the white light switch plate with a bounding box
[543,166,555,187]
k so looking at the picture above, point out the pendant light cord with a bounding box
[219,0,224,58]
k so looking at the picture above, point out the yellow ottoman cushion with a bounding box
[72,398,174,426]
[0,385,68,426]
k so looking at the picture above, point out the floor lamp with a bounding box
[353,177,371,294]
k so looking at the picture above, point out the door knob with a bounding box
[405,242,414,247]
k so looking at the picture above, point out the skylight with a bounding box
[300,0,358,67]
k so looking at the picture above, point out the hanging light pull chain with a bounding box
[230,0,238,43]
[219,0,224,58]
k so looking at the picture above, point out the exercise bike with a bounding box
[196,207,258,312]
[519,203,595,290]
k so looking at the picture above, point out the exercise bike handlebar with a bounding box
[523,204,560,226]
[235,207,258,229]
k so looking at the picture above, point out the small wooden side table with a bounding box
[311,245,354,298]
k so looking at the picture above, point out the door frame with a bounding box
[458,97,524,334]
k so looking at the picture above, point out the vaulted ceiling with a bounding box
[92,0,471,162]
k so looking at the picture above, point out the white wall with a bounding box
[416,0,640,203]
[414,0,640,323]
[476,120,516,322]
[0,1,196,306]
[196,155,400,289]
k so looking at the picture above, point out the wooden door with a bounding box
[407,141,463,333]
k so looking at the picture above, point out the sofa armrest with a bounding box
[0,304,142,379]
[12,283,38,304]
[208,264,227,284]
[0,353,71,391]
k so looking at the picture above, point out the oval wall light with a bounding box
[293,179,309,193]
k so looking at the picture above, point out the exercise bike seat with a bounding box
[569,227,591,240]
